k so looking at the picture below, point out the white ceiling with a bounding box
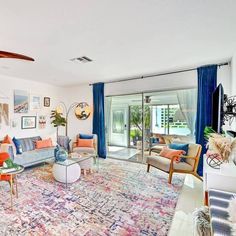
[0,0,236,87]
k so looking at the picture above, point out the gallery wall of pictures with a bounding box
[0,86,55,139]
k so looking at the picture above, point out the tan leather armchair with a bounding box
[72,134,98,157]
[146,143,202,184]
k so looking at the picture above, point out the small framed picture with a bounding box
[30,94,41,110]
[21,116,37,129]
[44,97,50,107]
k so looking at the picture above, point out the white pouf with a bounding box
[53,160,81,184]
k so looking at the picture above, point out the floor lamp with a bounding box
[56,102,80,136]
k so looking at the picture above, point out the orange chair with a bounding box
[0,152,16,198]
[0,152,11,181]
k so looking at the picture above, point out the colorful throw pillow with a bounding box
[35,138,53,149]
[12,137,23,154]
[169,143,189,162]
[77,138,93,148]
[160,147,185,163]
[79,133,94,139]
[2,135,12,144]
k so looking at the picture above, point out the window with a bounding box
[152,104,191,136]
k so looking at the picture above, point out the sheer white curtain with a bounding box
[177,88,197,136]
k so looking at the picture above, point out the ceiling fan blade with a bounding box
[0,51,34,61]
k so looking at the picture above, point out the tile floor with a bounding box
[169,174,203,236]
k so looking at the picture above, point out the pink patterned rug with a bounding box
[0,159,184,235]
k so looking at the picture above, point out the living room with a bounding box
[0,1,236,235]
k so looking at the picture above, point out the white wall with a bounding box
[63,84,93,142]
[0,62,232,140]
[232,53,236,96]
[105,65,231,96]
[0,74,63,139]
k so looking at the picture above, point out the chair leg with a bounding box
[168,171,173,184]
[147,164,150,172]
[193,173,203,182]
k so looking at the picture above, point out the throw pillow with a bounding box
[160,147,185,163]
[2,135,12,144]
[35,138,53,149]
[12,137,23,154]
[79,133,94,139]
[41,133,57,146]
[77,138,93,148]
[169,143,189,162]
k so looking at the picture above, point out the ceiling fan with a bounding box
[0,51,34,61]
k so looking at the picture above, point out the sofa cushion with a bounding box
[12,137,23,154]
[35,138,53,149]
[14,147,55,167]
[19,136,41,152]
[147,155,193,172]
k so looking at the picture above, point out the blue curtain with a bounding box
[196,65,217,176]
[93,83,107,158]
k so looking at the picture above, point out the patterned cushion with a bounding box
[19,136,41,152]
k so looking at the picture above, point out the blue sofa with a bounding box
[11,136,55,167]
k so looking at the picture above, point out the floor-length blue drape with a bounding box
[93,83,106,158]
[196,65,217,176]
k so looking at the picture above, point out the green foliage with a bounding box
[130,129,142,139]
[204,126,215,138]
[130,105,151,131]
[50,110,67,128]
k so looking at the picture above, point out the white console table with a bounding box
[203,155,236,205]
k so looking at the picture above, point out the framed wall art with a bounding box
[21,116,37,129]
[44,97,50,107]
[14,90,29,113]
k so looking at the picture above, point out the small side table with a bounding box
[0,165,24,209]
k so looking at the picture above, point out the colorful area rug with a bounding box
[0,159,184,236]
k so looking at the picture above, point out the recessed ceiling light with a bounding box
[70,56,93,63]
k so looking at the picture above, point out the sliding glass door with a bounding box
[105,88,197,163]
[105,94,143,162]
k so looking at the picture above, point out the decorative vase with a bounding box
[55,148,68,162]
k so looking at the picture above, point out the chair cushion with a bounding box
[79,133,94,139]
[147,155,193,172]
[169,143,189,162]
[73,147,95,155]
[77,138,93,148]
[160,147,185,163]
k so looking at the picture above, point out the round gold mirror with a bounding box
[75,102,91,120]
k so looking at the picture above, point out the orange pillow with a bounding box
[77,138,93,148]
[35,138,53,149]
[160,147,185,163]
[2,135,12,144]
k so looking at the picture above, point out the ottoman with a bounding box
[53,160,81,184]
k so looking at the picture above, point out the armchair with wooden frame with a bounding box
[146,143,202,184]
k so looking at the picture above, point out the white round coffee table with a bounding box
[53,159,81,186]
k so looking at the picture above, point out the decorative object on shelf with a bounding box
[39,115,46,129]
[44,97,50,107]
[55,146,68,162]
[206,151,223,169]
[75,102,91,120]
[55,101,81,136]
[204,126,236,164]
[30,94,41,110]
[224,94,236,125]
[21,116,37,129]
[14,90,29,113]
[50,110,67,138]
[0,103,9,126]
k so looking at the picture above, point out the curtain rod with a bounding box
[89,62,229,86]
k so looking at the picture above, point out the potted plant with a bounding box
[50,110,67,140]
